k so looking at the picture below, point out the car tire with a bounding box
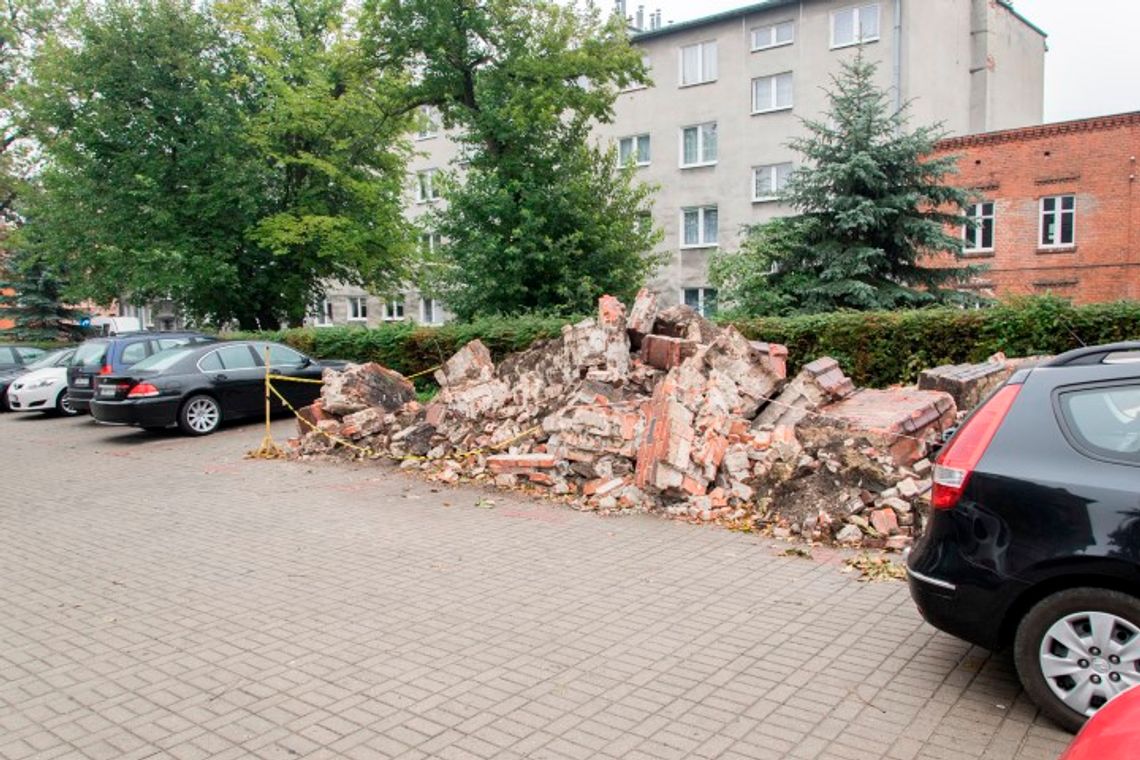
[55,389,79,417]
[178,394,222,436]
[1014,587,1140,733]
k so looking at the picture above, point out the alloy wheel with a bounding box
[184,397,220,434]
[1039,610,1140,717]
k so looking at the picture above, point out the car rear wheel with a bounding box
[1014,587,1140,733]
[178,394,222,436]
[55,389,79,417]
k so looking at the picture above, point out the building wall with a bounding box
[933,112,1140,304]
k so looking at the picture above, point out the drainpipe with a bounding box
[893,0,902,114]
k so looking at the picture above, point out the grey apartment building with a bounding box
[315,0,1046,327]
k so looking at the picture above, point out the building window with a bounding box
[831,4,881,48]
[314,298,334,326]
[619,134,651,166]
[348,297,368,322]
[420,232,440,254]
[680,41,717,87]
[682,206,718,248]
[1040,195,1076,248]
[683,288,718,317]
[964,202,995,252]
[384,300,405,321]
[415,169,439,203]
[752,72,794,113]
[751,20,794,51]
[680,122,717,167]
[415,106,440,140]
[624,54,651,91]
[421,297,440,325]
[753,163,794,202]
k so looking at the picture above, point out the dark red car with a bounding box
[1060,685,1140,760]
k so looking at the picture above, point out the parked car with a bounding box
[907,342,1140,733]
[0,347,74,412]
[1060,685,1140,760]
[0,344,46,372]
[7,348,79,416]
[67,331,216,414]
[89,341,345,435]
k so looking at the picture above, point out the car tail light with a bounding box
[99,364,113,375]
[932,384,1021,510]
[128,382,159,398]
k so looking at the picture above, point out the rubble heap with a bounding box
[293,291,963,549]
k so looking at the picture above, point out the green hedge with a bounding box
[227,297,1140,389]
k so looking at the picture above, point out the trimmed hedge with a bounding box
[226,297,1140,389]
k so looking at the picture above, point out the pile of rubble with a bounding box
[291,292,1021,549]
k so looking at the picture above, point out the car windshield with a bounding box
[131,347,195,372]
[26,348,72,370]
[72,342,108,369]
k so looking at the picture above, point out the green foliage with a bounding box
[23,0,414,329]
[363,0,662,319]
[712,50,982,316]
[0,247,81,340]
[733,297,1140,387]
[231,296,1140,390]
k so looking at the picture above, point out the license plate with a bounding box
[98,386,117,398]
[73,377,91,387]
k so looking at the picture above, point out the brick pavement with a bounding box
[0,413,1071,759]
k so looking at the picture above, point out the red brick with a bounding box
[487,454,557,474]
[931,113,1140,304]
[641,334,698,370]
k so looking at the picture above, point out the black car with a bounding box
[0,347,74,411]
[89,341,343,435]
[0,344,46,372]
[68,331,216,413]
[907,342,1140,732]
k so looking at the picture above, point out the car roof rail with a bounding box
[1045,342,1140,367]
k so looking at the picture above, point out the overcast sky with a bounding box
[627,0,1136,123]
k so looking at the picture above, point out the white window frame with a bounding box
[314,298,334,326]
[624,54,651,92]
[348,297,368,322]
[681,206,718,249]
[1039,195,1076,249]
[679,40,717,87]
[753,162,794,203]
[384,299,405,322]
[830,4,882,49]
[679,122,717,168]
[415,169,439,203]
[420,232,440,255]
[414,105,440,140]
[751,72,794,114]
[964,201,996,253]
[421,297,440,325]
[682,288,718,318]
[751,20,795,51]
[618,134,651,167]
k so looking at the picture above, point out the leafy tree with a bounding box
[0,247,79,340]
[711,51,981,316]
[363,0,662,319]
[217,0,415,315]
[24,0,415,329]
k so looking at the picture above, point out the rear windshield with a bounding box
[72,342,109,369]
[131,347,195,373]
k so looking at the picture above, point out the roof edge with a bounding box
[936,111,1140,151]
[630,0,797,42]
[995,0,1048,38]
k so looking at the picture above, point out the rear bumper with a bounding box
[906,511,1028,651]
[68,386,95,412]
[90,397,180,428]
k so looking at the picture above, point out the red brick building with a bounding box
[934,111,1140,303]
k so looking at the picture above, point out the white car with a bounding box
[8,364,78,416]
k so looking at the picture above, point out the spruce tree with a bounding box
[0,249,79,341]
[711,50,982,315]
